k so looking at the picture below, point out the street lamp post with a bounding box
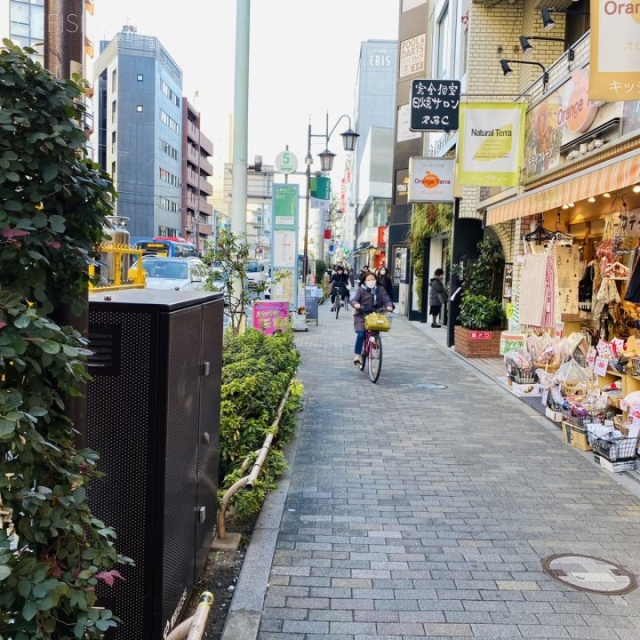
[302,112,359,288]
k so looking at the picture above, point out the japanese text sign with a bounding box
[253,301,289,335]
[590,0,640,101]
[410,79,461,132]
[407,157,454,202]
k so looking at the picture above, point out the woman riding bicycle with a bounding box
[351,272,393,366]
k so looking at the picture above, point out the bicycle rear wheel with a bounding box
[367,334,382,383]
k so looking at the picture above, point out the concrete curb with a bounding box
[219,406,303,640]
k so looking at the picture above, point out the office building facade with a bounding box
[92,29,185,240]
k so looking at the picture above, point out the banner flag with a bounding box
[589,0,640,101]
[456,103,526,187]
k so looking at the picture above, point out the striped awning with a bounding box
[486,152,640,226]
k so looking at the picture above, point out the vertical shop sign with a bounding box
[400,33,426,78]
[457,103,526,187]
[407,157,454,202]
[273,183,298,230]
[410,79,461,131]
[590,0,640,101]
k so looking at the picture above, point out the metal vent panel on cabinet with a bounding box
[161,305,202,627]
[86,309,156,639]
[195,299,224,575]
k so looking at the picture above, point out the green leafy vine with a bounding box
[408,203,453,310]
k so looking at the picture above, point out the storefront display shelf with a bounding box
[598,371,640,397]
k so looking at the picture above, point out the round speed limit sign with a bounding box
[275,150,298,175]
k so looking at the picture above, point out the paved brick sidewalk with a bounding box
[225,302,640,640]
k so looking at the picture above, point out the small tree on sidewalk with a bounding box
[0,42,131,638]
[201,229,252,334]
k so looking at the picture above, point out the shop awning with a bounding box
[351,243,372,256]
[486,151,640,226]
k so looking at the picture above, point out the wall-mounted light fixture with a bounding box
[519,35,574,62]
[500,59,549,92]
[540,8,589,31]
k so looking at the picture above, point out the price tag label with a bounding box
[594,356,609,377]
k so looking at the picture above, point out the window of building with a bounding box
[111,69,117,92]
[136,105,143,112]
[10,0,45,65]
[111,100,116,123]
[112,131,116,144]
[435,4,451,79]
[137,73,143,82]
[111,161,116,176]
[160,109,179,134]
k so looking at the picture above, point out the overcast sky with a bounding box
[93,1,400,182]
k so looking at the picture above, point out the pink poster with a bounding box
[253,301,290,335]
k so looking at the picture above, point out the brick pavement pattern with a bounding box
[256,304,640,639]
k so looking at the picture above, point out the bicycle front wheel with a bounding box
[335,298,341,319]
[367,334,382,383]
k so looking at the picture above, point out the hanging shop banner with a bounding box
[590,0,640,101]
[407,157,454,202]
[457,103,526,187]
[272,183,298,230]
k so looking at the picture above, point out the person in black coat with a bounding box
[428,268,446,328]
[376,266,394,309]
[329,265,350,310]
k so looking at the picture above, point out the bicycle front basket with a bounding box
[364,312,391,332]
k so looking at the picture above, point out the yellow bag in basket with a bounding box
[364,312,391,332]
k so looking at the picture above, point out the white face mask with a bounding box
[365,280,376,289]
[379,270,386,275]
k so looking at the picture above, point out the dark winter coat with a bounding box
[429,277,446,307]
[378,273,394,301]
[351,284,393,332]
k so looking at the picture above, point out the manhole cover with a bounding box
[415,383,448,389]
[542,554,637,595]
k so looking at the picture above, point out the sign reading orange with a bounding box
[407,157,455,202]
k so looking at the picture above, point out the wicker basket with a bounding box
[562,380,598,397]
[613,415,630,436]
[534,361,560,374]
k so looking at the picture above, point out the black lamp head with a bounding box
[519,35,533,53]
[340,128,359,152]
[500,59,513,76]
[541,8,555,30]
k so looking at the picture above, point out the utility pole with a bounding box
[45,0,83,79]
[231,0,250,237]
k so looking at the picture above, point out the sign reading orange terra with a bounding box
[407,157,455,202]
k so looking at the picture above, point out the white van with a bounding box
[142,257,205,291]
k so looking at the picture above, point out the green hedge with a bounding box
[218,328,302,520]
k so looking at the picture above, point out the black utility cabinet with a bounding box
[85,289,223,639]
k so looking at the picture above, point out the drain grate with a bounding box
[415,383,448,389]
[542,554,637,595]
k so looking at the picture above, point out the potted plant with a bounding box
[292,306,307,331]
[454,236,506,358]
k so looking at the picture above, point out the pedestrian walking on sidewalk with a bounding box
[429,268,446,328]
[351,272,393,365]
[376,266,394,310]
